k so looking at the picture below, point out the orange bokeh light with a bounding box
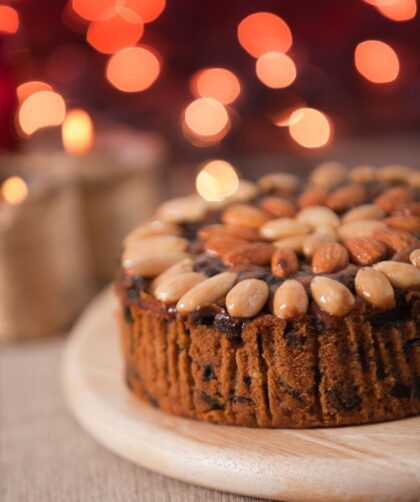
[191,68,241,105]
[2,176,29,205]
[196,160,239,202]
[62,109,94,155]
[0,5,19,34]
[256,52,296,89]
[71,0,116,21]
[376,0,417,21]
[17,81,53,105]
[87,11,143,54]
[354,40,400,84]
[288,107,332,149]
[184,98,230,139]
[237,12,292,58]
[106,46,161,92]
[124,0,166,23]
[18,91,66,136]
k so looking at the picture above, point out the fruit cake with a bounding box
[115,163,420,427]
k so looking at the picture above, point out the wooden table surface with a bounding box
[0,337,268,502]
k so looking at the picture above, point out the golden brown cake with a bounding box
[115,163,420,427]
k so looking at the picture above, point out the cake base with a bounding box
[62,288,420,502]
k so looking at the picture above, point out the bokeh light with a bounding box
[18,91,66,136]
[190,68,240,105]
[364,0,417,21]
[87,11,143,54]
[71,0,116,21]
[17,81,53,105]
[62,109,94,155]
[184,98,230,138]
[354,40,400,84]
[237,12,292,58]
[124,0,166,23]
[288,107,332,148]
[196,160,239,201]
[256,52,296,89]
[106,46,161,92]
[0,6,19,34]
[2,177,29,205]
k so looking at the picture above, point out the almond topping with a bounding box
[312,242,349,274]
[156,196,207,223]
[154,272,207,303]
[384,216,420,234]
[309,162,347,188]
[378,164,413,184]
[297,186,328,208]
[273,279,308,320]
[123,252,189,277]
[271,248,299,277]
[150,258,194,293]
[345,237,387,266]
[260,196,296,218]
[203,236,247,258]
[199,224,261,242]
[303,230,337,258]
[310,276,355,317]
[223,242,275,266]
[260,218,311,240]
[408,172,420,188]
[373,261,420,289]
[392,202,420,217]
[258,172,300,194]
[176,272,237,313]
[123,220,181,246]
[374,186,415,213]
[409,249,420,268]
[342,204,385,224]
[355,268,395,309]
[226,279,269,318]
[349,165,378,183]
[326,183,368,212]
[274,235,306,253]
[296,205,340,229]
[221,203,270,229]
[338,219,387,242]
[372,227,417,253]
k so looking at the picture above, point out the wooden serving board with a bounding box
[62,288,420,502]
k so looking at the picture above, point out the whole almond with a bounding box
[199,224,261,242]
[303,230,337,258]
[258,172,300,194]
[408,172,420,188]
[373,261,420,289]
[326,183,368,212]
[312,242,349,274]
[177,271,237,313]
[345,237,387,266]
[271,248,299,277]
[297,186,328,208]
[154,272,207,303]
[338,219,387,242]
[222,203,270,229]
[374,186,415,213]
[409,249,420,268]
[150,257,194,293]
[310,276,355,316]
[123,235,189,270]
[274,235,306,253]
[260,218,311,240]
[355,268,395,309]
[384,216,420,234]
[379,164,413,184]
[372,227,417,253]
[226,279,269,318]
[393,202,420,217]
[342,204,385,224]
[296,205,340,229]
[310,162,347,188]
[123,252,189,277]
[156,196,207,223]
[349,165,378,183]
[203,236,247,258]
[273,279,309,320]
[223,242,275,266]
[226,179,258,203]
[124,220,181,246]
[260,196,296,218]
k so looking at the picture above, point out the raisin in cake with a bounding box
[115,163,420,427]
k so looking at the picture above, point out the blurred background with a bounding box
[0,0,419,340]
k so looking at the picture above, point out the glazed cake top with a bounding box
[120,162,420,322]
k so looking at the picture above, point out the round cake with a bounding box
[115,163,420,428]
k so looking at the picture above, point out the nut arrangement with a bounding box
[121,164,420,320]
